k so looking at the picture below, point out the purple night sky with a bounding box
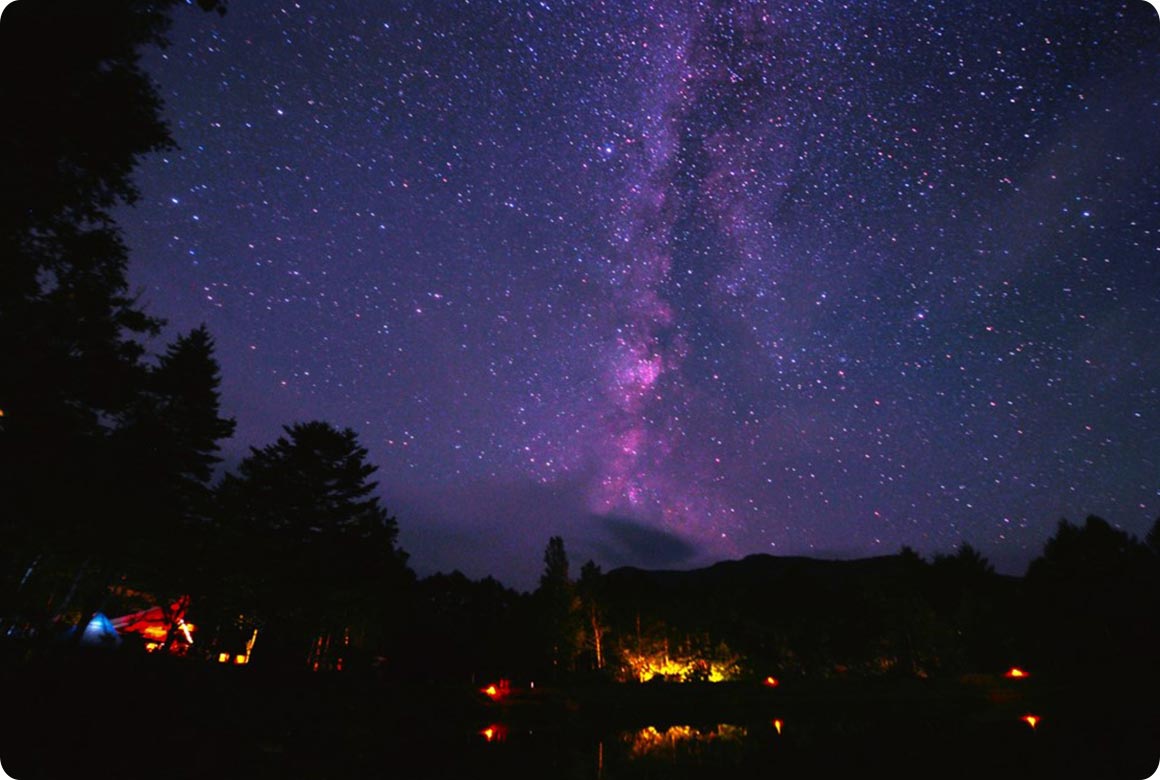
[114,0,1159,589]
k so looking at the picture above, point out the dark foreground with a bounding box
[2,652,1157,780]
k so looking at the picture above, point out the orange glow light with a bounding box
[1022,714,1040,729]
[218,652,230,663]
[1005,667,1028,679]
[481,679,510,700]
[763,676,780,688]
[142,625,168,641]
[234,654,248,665]
[773,719,783,735]
[480,724,507,743]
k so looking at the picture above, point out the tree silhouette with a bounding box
[577,560,609,672]
[215,421,409,669]
[112,326,236,595]
[1145,516,1160,558]
[400,571,528,682]
[0,0,227,625]
[1024,516,1154,672]
[534,536,581,676]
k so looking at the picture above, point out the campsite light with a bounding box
[763,676,780,688]
[218,652,230,663]
[773,719,783,735]
[1022,714,1040,729]
[1004,667,1028,679]
[482,680,510,700]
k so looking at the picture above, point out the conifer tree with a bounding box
[216,421,409,668]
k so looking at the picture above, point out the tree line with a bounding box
[402,520,1160,685]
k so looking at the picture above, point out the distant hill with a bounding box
[604,551,1018,603]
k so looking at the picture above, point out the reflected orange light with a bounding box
[1022,714,1040,729]
[773,719,783,735]
[763,676,780,688]
[1005,667,1028,679]
[628,724,747,757]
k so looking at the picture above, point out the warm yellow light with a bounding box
[773,719,783,735]
[243,629,258,664]
[1005,667,1028,679]
[623,651,738,683]
[764,676,780,688]
[234,654,248,665]
[481,680,510,700]
[143,625,168,641]
[218,652,230,663]
[1022,714,1040,729]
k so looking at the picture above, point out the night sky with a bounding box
[115,0,1160,589]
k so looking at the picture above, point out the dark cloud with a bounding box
[586,515,699,570]
[391,474,705,588]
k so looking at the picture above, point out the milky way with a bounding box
[116,0,1160,588]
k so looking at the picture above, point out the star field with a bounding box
[117,0,1160,588]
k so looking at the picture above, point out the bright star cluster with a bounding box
[118,0,1160,587]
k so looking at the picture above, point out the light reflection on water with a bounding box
[625,723,748,758]
[470,712,1050,778]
